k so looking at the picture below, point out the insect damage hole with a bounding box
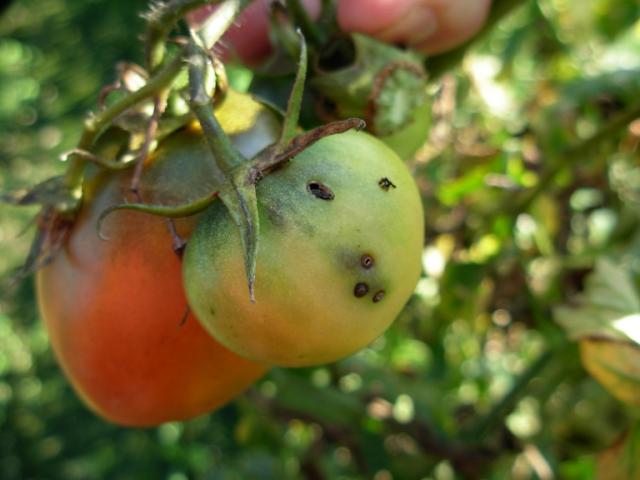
[307,181,335,200]
[354,282,369,298]
[378,178,396,191]
[361,254,375,269]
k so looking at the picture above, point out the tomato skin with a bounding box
[183,130,424,367]
[36,93,279,426]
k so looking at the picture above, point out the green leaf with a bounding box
[554,258,640,344]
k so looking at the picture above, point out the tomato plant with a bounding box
[36,91,280,426]
[183,129,424,367]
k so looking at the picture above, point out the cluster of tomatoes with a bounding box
[27,8,428,427]
[35,85,424,427]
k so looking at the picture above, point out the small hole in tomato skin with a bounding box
[361,254,375,269]
[373,290,385,303]
[354,282,369,298]
[307,181,335,200]
[378,178,396,191]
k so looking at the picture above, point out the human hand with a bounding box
[189,0,492,63]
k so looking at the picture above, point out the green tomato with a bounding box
[183,130,424,367]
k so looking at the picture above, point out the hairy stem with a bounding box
[187,47,245,175]
[145,0,251,71]
[285,0,325,47]
[130,94,168,195]
[278,31,308,147]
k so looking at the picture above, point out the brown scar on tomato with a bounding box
[373,290,385,303]
[265,204,286,227]
[354,282,369,297]
[379,178,396,191]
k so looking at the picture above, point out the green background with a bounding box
[1,0,640,478]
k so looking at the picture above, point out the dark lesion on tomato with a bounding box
[354,282,370,297]
[372,290,385,303]
[307,181,334,200]
[360,254,375,269]
[263,203,286,228]
[378,177,396,191]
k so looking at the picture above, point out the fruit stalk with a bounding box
[62,48,186,194]
[144,0,251,71]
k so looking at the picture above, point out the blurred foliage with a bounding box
[1,0,640,479]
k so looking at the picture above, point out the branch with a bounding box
[259,369,522,479]
[467,349,554,439]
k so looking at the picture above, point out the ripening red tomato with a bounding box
[36,91,279,426]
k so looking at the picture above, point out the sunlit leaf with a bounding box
[580,338,640,407]
[554,258,640,344]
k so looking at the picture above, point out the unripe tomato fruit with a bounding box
[36,91,278,426]
[183,130,424,367]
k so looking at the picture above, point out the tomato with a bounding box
[36,91,279,426]
[183,130,424,367]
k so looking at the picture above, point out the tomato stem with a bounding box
[277,31,308,149]
[255,118,366,175]
[285,0,326,47]
[130,94,169,196]
[63,48,186,193]
[186,41,260,301]
[144,0,251,71]
[96,191,220,240]
[466,348,555,439]
[187,47,246,175]
[60,149,134,171]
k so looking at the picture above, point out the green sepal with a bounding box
[96,192,219,240]
[186,43,261,300]
[218,163,260,302]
